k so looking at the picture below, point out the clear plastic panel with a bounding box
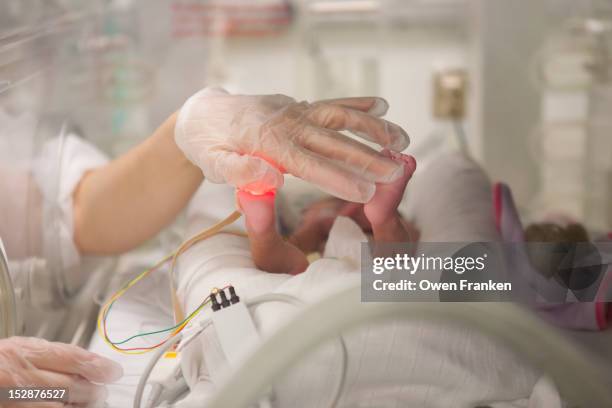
[0,4,107,323]
[0,83,70,312]
[0,238,16,338]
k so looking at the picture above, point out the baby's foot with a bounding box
[364,151,417,242]
[237,190,309,275]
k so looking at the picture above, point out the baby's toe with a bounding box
[390,152,417,179]
[237,190,277,235]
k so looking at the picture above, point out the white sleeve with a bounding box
[31,134,109,295]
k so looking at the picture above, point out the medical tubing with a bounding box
[206,284,612,408]
[134,334,182,408]
[134,293,348,408]
[159,378,189,407]
[145,384,163,408]
[245,293,348,408]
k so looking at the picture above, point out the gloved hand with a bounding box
[0,337,123,407]
[175,88,410,203]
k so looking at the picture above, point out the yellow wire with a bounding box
[97,210,245,355]
[96,263,171,355]
[168,210,243,324]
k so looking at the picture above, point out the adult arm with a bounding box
[74,89,410,254]
[73,112,203,254]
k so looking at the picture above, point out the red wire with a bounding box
[104,284,231,352]
[118,338,171,352]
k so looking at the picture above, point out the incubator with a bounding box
[533,17,612,232]
[2,1,612,408]
[0,109,113,341]
[0,3,116,343]
[0,238,16,339]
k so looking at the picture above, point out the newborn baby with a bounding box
[236,151,418,275]
[176,152,543,408]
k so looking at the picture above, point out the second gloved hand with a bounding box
[175,88,410,203]
[0,337,123,407]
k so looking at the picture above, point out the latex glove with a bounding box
[175,88,410,202]
[0,337,123,407]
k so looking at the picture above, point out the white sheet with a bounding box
[88,250,175,408]
[89,154,562,408]
[174,181,545,408]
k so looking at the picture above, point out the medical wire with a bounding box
[108,297,213,347]
[100,287,230,354]
[134,293,349,408]
[97,210,245,355]
[98,256,175,354]
[168,210,244,323]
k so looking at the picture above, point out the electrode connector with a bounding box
[229,286,240,304]
[219,290,230,308]
[211,292,221,311]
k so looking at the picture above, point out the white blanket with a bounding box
[89,154,562,408]
[174,179,549,408]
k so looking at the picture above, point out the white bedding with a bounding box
[89,154,565,408]
[174,179,546,408]
[88,251,175,407]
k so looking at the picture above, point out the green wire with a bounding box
[107,297,211,346]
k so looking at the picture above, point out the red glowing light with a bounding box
[238,187,277,198]
[240,179,278,197]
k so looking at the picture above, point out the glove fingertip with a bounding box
[345,182,375,204]
[106,360,124,382]
[385,162,406,184]
[84,358,124,383]
[387,132,410,152]
[368,98,389,117]
[361,183,377,203]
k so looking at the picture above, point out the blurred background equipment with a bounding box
[532,16,612,232]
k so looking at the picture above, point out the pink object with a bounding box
[493,183,503,234]
[492,183,524,243]
[492,182,609,331]
[594,265,611,329]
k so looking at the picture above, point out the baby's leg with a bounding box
[237,190,309,275]
[364,151,417,242]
